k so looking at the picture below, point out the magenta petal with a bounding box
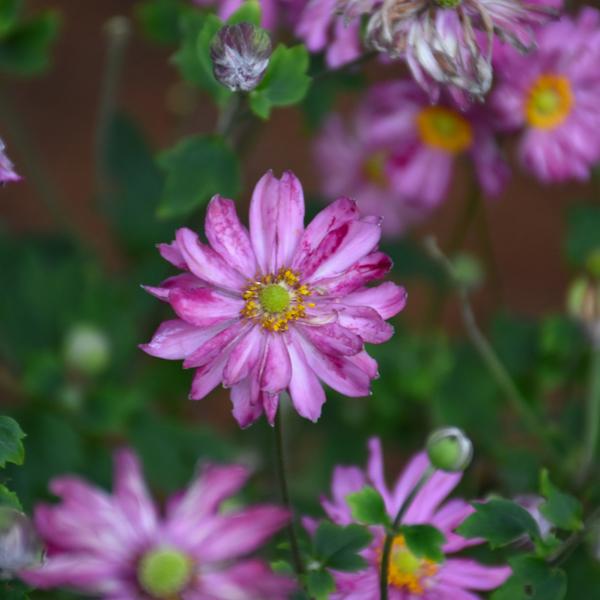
[403,468,462,523]
[140,319,217,360]
[249,170,305,273]
[260,333,292,393]
[287,339,326,421]
[183,321,245,369]
[336,305,394,344]
[322,466,367,525]
[205,196,258,276]
[347,351,379,379]
[143,273,203,301]
[344,283,407,320]
[158,240,186,269]
[439,559,512,590]
[299,322,363,357]
[189,355,228,400]
[389,452,431,516]
[262,392,279,425]
[366,438,393,513]
[175,227,246,291]
[169,287,243,327]
[223,326,263,387]
[230,376,264,428]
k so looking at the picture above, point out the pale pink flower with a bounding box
[21,450,292,599]
[141,171,406,427]
[308,438,511,598]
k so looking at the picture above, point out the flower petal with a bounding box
[336,305,394,344]
[169,287,243,327]
[230,375,264,428]
[260,333,292,393]
[439,559,512,590]
[287,339,326,421]
[140,319,217,360]
[158,240,186,269]
[183,321,246,369]
[223,326,264,387]
[343,282,407,320]
[189,355,228,400]
[299,322,363,357]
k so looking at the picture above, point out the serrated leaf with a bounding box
[0,484,21,510]
[157,135,241,219]
[172,12,231,104]
[539,469,583,532]
[491,556,566,600]
[306,570,335,600]
[313,522,372,572]
[0,10,60,75]
[249,44,310,118]
[0,417,25,468]
[457,499,541,548]
[346,486,390,527]
[400,524,446,563]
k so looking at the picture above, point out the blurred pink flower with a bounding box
[492,8,600,183]
[0,139,21,185]
[315,81,509,235]
[193,0,280,29]
[21,450,292,599]
[141,171,406,427]
[309,438,511,598]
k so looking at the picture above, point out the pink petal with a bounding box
[366,438,393,513]
[205,196,258,276]
[432,585,481,600]
[389,452,431,516]
[287,339,326,421]
[140,319,219,360]
[347,351,379,379]
[230,375,264,428]
[189,355,228,400]
[158,240,186,269]
[249,171,305,273]
[143,273,204,301]
[175,228,246,292]
[259,333,292,393]
[439,559,512,590]
[299,322,363,357]
[262,392,280,426]
[322,466,367,525]
[169,287,243,327]
[343,283,407,320]
[223,326,264,387]
[183,322,246,369]
[336,305,394,343]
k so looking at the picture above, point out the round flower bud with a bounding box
[138,547,194,598]
[426,427,473,472]
[63,324,110,376]
[0,508,43,577]
[210,22,272,92]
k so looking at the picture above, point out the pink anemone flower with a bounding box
[141,171,406,427]
[20,450,293,599]
[309,438,511,599]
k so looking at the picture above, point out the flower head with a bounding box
[20,450,292,599]
[315,81,508,230]
[0,139,21,185]
[141,171,406,427]
[492,8,600,182]
[310,438,511,598]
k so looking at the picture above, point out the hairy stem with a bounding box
[380,467,435,600]
[273,410,305,579]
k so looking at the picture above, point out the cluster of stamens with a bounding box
[241,268,314,332]
[384,535,439,594]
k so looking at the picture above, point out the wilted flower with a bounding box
[0,508,43,577]
[307,438,510,598]
[315,81,508,232]
[20,450,292,599]
[492,8,600,182]
[0,139,21,185]
[211,23,272,92]
[141,170,406,427]
[335,0,556,103]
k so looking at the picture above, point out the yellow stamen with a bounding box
[525,74,574,130]
[416,106,473,154]
[383,536,439,594]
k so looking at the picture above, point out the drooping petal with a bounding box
[343,283,407,320]
[287,339,326,421]
[169,287,243,327]
[205,196,258,276]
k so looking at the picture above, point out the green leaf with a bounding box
[157,135,241,219]
[172,12,231,105]
[491,556,566,600]
[0,484,22,510]
[346,486,391,527]
[399,524,446,563]
[135,0,191,45]
[0,417,25,468]
[0,580,30,600]
[226,0,261,26]
[457,499,542,548]
[306,570,335,600]
[539,469,583,532]
[0,10,61,75]
[565,204,600,269]
[0,0,22,38]
[313,522,372,572]
[249,44,311,118]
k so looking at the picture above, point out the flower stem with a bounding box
[273,410,305,579]
[379,466,435,600]
[578,345,600,483]
[424,237,559,460]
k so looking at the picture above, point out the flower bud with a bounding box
[210,23,271,92]
[63,324,110,376]
[452,252,484,291]
[0,508,43,577]
[426,427,473,472]
[567,277,600,346]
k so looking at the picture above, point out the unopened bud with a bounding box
[567,277,600,346]
[63,324,110,376]
[210,23,271,92]
[0,508,43,577]
[426,427,473,472]
[452,252,484,291]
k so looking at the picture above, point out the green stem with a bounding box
[273,410,305,579]
[424,237,559,459]
[578,345,600,483]
[380,467,435,600]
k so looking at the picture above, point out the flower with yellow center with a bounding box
[416,106,473,154]
[525,74,574,130]
[385,535,439,594]
[362,152,389,188]
[241,268,315,332]
[138,547,194,599]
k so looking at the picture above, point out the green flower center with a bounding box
[258,284,291,314]
[392,546,422,576]
[138,547,194,598]
[533,89,560,115]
